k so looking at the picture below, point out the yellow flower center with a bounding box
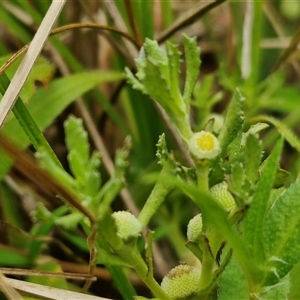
[196,133,215,150]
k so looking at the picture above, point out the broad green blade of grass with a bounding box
[243,138,283,266]
[0,71,125,180]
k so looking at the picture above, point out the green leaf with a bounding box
[243,138,283,265]
[166,41,182,112]
[253,115,300,153]
[229,162,244,200]
[0,70,124,180]
[244,134,262,184]
[289,260,300,299]
[218,89,245,155]
[218,250,249,300]
[259,276,290,299]
[263,179,300,285]
[168,177,260,282]
[0,248,29,267]
[0,54,55,104]
[0,73,61,169]
[96,247,132,268]
[182,35,201,106]
[64,116,89,166]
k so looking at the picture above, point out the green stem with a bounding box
[119,244,172,300]
[195,161,210,193]
[138,161,175,228]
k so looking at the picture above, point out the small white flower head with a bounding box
[210,181,236,212]
[161,264,201,299]
[112,211,142,241]
[187,214,203,242]
[188,131,221,160]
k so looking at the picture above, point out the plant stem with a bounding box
[119,244,172,299]
[195,161,210,193]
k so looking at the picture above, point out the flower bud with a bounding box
[112,211,142,241]
[187,214,203,242]
[188,131,220,160]
[161,264,201,299]
[210,181,236,212]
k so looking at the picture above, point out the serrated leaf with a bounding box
[139,39,170,84]
[263,179,300,285]
[0,70,124,180]
[67,150,86,184]
[64,116,89,165]
[125,67,146,93]
[182,35,201,106]
[244,134,262,184]
[218,89,245,155]
[156,133,169,165]
[243,138,283,264]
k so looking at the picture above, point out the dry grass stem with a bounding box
[0,1,66,128]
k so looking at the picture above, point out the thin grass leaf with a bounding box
[0,73,61,168]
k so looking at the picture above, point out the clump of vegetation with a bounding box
[1,1,300,299]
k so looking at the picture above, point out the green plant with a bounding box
[1,1,300,300]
